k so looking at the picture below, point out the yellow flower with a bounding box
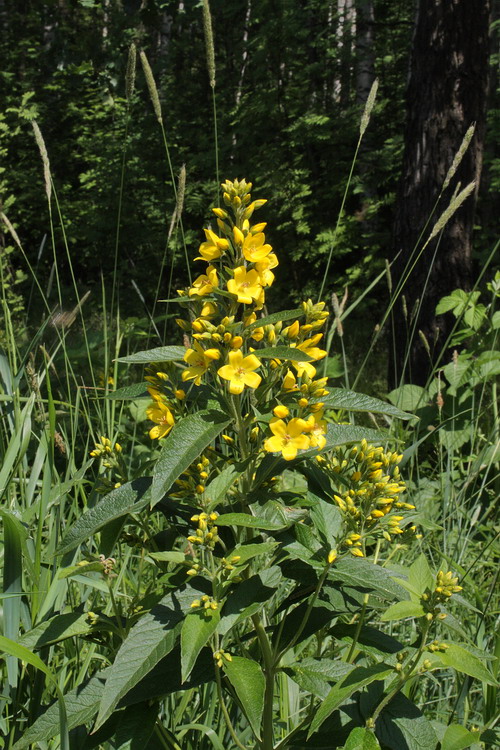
[200,301,218,318]
[242,232,272,263]
[255,252,278,287]
[146,400,175,439]
[282,369,297,391]
[196,229,229,262]
[227,267,264,306]
[291,334,327,378]
[217,349,262,394]
[273,405,289,418]
[182,341,221,385]
[304,412,327,450]
[188,266,219,297]
[264,417,310,460]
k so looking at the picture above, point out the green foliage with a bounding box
[2,180,496,750]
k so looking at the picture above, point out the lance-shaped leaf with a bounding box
[329,557,408,602]
[307,663,392,737]
[344,727,381,750]
[316,389,415,421]
[94,580,209,731]
[246,308,302,331]
[376,692,438,750]
[219,566,282,635]
[256,346,313,360]
[437,644,499,686]
[223,656,265,738]
[381,601,426,622]
[150,409,231,508]
[216,513,285,531]
[57,477,152,554]
[12,673,106,750]
[19,612,93,650]
[205,460,249,508]
[181,608,219,682]
[116,345,186,363]
[106,382,149,399]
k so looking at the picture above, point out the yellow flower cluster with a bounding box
[420,570,462,621]
[187,511,220,550]
[213,649,232,668]
[326,439,419,554]
[171,453,212,499]
[170,178,332,460]
[144,367,187,440]
[190,594,219,611]
[90,435,122,460]
[434,570,462,600]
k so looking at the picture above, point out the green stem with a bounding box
[346,540,381,663]
[252,614,275,750]
[276,562,331,663]
[215,665,248,750]
[371,619,431,725]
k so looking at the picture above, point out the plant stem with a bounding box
[346,540,381,663]
[276,562,331,663]
[371,619,430,725]
[252,614,275,750]
[215,664,248,750]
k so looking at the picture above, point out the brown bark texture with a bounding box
[390,0,490,387]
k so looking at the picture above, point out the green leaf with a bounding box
[0,394,35,501]
[330,624,404,655]
[392,554,434,600]
[116,346,186,363]
[228,541,278,566]
[330,558,408,602]
[438,644,499,686]
[19,612,93,650]
[113,701,159,749]
[219,566,282,635]
[343,727,381,749]
[0,635,70,749]
[57,477,152,554]
[286,658,352,700]
[147,551,186,564]
[106,382,149,399]
[205,461,247,507]
[380,601,425,621]
[216,512,284,530]
[308,663,392,737]
[387,385,427,412]
[94,581,208,730]
[309,496,342,548]
[319,389,414,421]
[223,656,265,738]
[0,509,25,687]
[256,345,313,361]
[376,692,438,750]
[0,634,54,679]
[181,608,219,682]
[245,308,302,331]
[58,561,107,579]
[440,724,480,750]
[12,673,106,749]
[436,294,462,315]
[150,409,231,508]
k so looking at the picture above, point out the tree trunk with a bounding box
[355,0,375,106]
[390,0,490,387]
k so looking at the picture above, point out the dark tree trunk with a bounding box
[390,0,490,387]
